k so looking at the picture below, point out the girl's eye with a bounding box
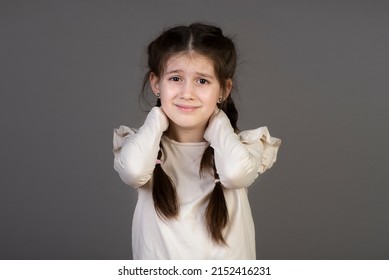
[169,76,181,82]
[198,78,208,84]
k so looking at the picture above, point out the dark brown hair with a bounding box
[142,23,239,245]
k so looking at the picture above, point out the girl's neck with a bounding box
[166,124,206,143]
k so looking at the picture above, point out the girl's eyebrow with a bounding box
[165,69,215,78]
[165,69,182,75]
[196,72,214,78]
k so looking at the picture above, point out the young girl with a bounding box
[113,23,281,259]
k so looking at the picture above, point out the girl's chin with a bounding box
[168,120,208,131]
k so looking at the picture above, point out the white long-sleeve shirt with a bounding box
[113,107,281,259]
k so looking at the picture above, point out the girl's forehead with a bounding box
[164,52,216,75]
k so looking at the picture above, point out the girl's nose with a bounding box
[180,82,195,99]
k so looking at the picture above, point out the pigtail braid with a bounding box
[200,95,239,245]
[152,143,179,219]
[202,146,229,245]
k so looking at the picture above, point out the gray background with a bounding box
[1,0,388,259]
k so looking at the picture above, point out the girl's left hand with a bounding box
[204,109,232,144]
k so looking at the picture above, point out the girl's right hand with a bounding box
[150,106,169,132]
[113,106,169,188]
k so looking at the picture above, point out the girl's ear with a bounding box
[150,72,160,96]
[223,79,233,99]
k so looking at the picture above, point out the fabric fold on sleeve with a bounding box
[113,125,137,155]
[238,127,281,174]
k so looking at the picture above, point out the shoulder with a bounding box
[238,127,280,145]
[238,127,281,174]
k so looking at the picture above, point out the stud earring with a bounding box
[218,97,222,103]
[156,93,160,98]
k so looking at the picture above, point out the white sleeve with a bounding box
[113,107,169,188]
[203,110,281,189]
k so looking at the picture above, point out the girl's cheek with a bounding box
[160,104,168,115]
[160,104,172,120]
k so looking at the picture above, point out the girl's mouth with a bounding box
[175,104,200,112]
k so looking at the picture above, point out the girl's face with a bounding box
[150,52,231,141]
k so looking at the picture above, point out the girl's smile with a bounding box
[174,103,201,113]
